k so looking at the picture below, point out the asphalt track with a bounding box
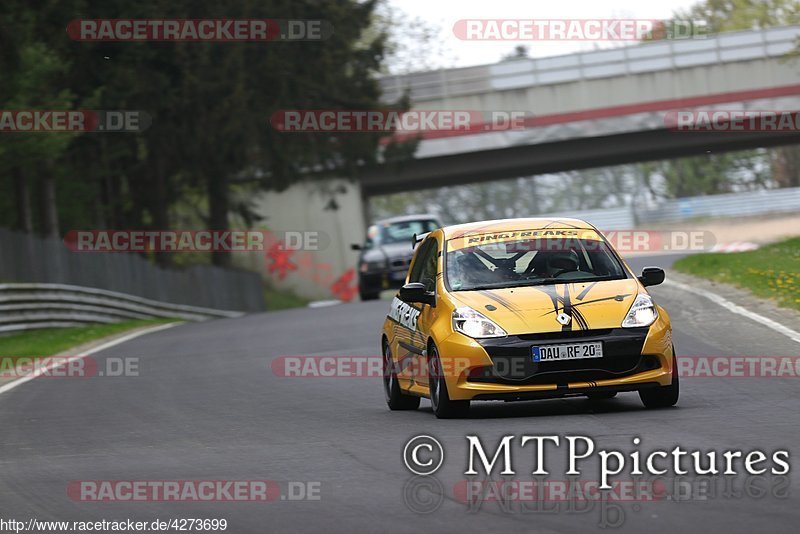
[1,254,799,533]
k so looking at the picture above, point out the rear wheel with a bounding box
[383,341,420,411]
[428,344,469,419]
[640,349,679,409]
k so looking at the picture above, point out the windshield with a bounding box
[366,219,439,247]
[446,236,627,291]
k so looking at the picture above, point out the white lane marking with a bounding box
[308,300,342,308]
[663,279,800,345]
[0,322,179,397]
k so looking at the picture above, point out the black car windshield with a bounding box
[446,236,627,291]
[366,219,439,247]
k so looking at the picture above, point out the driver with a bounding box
[544,249,580,277]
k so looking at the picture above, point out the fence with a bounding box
[636,187,800,224]
[536,187,800,228]
[0,228,265,313]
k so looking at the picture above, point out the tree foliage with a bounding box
[1,0,393,265]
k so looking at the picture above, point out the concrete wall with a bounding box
[238,179,366,301]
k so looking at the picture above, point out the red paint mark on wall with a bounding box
[266,241,297,280]
[330,270,358,302]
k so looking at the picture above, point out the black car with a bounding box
[351,215,442,300]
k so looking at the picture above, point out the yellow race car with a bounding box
[381,218,677,418]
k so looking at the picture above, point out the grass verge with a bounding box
[0,319,176,361]
[263,283,308,311]
[673,237,800,311]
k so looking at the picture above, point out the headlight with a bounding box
[360,260,385,273]
[622,294,658,328]
[452,307,507,338]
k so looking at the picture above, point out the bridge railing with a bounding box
[381,26,800,102]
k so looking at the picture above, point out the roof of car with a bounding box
[373,214,441,225]
[442,217,596,240]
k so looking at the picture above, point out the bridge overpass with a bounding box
[254,25,800,300]
[361,25,800,195]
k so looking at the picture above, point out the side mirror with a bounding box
[399,282,436,307]
[638,267,665,287]
[350,243,363,251]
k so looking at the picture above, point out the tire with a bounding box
[639,349,679,409]
[383,340,420,411]
[360,288,380,301]
[428,344,470,419]
[587,391,617,400]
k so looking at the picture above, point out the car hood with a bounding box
[362,242,415,262]
[449,278,641,335]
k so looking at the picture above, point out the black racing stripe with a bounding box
[543,220,581,229]
[540,293,632,316]
[558,285,572,332]
[571,307,589,330]
[576,282,598,301]
[477,290,527,321]
[448,224,500,240]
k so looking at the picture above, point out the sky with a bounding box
[386,0,701,69]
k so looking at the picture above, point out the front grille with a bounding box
[390,258,411,269]
[517,329,613,341]
[475,327,652,384]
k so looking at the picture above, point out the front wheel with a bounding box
[383,341,420,411]
[360,289,380,301]
[428,344,469,419]
[639,349,679,409]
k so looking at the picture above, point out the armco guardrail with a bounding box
[636,186,800,224]
[0,283,243,333]
[0,228,265,312]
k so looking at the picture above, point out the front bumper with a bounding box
[359,270,408,293]
[437,314,674,401]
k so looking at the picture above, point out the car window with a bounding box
[446,236,626,291]
[364,225,380,249]
[408,238,438,292]
[378,220,439,246]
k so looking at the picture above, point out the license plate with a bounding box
[391,271,407,281]
[532,341,603,362]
